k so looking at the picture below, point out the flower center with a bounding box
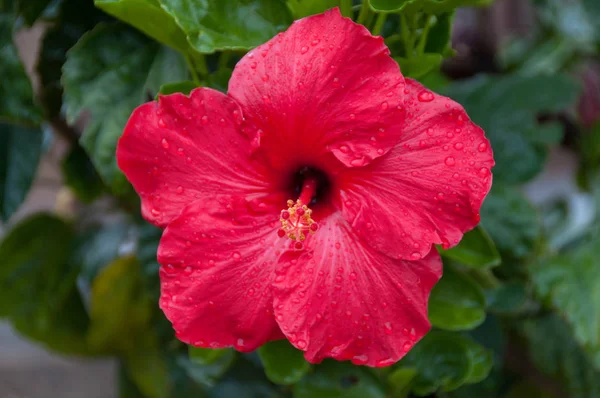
[278,174,320,250]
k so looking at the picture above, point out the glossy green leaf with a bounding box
[429,265,486,331]
[190,346,232,366]
[88,256,152,351]
[0,123,43,222]
[182,349,236,387]
[444,74,580,183]
[95,0,192,53]
[62,145,105,203]
[123,333,170,398]
[258,339,310,385]
[37,0,110,118]
[440,226,500,269]
[523,315,600,398]
[158,80,199,97]
[530,236,600,367]
[0,14,42,124]
[71,223,128,284]
[0,214,90,354]
[368,0,492,14]
[294,360,386,398]
[158,0,292,53]
[401,332,492,396]
[480,184,541,259]
[395,53,443,78]
[210,356,284,398]
[485,282,528,314]
[63,23,187,194]
[287,0,338,18]
[388,367,417,398]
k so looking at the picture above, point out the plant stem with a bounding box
[356,0,370,24]
[371,12,387,36]
[185,55,202,85]
[470,268,501,289]
[416,14,433,54]
[400,13,413,57]
[340,0,353,17]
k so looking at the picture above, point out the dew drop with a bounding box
[349,113,356,120]
[427,128,434,136]
[478,142,488,152]
[454,142,464,150]
[161,138,169,149]
[262,74,269,82]
[201,115,208,124]
[410,252,421,260]
[417,91,434,102]
[311,39,320,46]
[300,46,309,54]
[384,322,393,335]
[176,186,184,194]
[402,341,412,352]
[339,145,350,154]
[297,339,307,349]
[353,355,369,365]
[445,156,456,166]
[158,118,166,128]
[232,252,241,261]
[478,167,490,177]
[381,101,389,110]
[151,208,160,216]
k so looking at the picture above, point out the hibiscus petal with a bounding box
[158,196,289,351]
[339,78,495,260]
[117,87,273,227]
[228,7,406,170]
[273,212,442,367]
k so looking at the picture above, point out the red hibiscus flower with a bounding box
[117,8,494,367]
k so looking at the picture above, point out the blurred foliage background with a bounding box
[1,0,600,397]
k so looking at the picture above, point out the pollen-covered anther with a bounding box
[278,199,319,245]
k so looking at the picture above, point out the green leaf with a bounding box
[401,332,492,396]
[158,80,199,97]
[395,53,443,79]
[287,0,339,18]
[485,282,528,315]
[388,367,417,398]
[444,74,581,183]
[429,265,486,331]
[182,349,236,387]
[258,339,310,385]
[158,0,292,53]
[88,256,152,351]
[530,236,600,367]
[37,0,110,118]
[123,333,170,398]
[368,0,493,14]
[62,145,105,203]
[119,362,147,398]
[294,360,386,398]
[0,14,42,124]
[94,0,192,53]
[0,123,43,222]
[440,226,500,269]
[522,315,600,398]
[210,356,284,398]
[71,223,128,284]
[62,23,187,194]
[0,214,90,354]
[190,346,232,366]
[480,184,541,259]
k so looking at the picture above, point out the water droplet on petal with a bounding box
[161,138,169,149]
[158,118,166,128]
[232,252,241,261]
[417,91,434,102]
[478,167,490,177]
[410,252,421,260]
[403,341,412,352]
[297,339,307,349]
[381,101,389,110]
[176,186,183,194]
[384,322,393,335]
[478,142,488,152]
[262,74,269,82]
[339,145,350,154]
[454,142,464,150]
[349,113,356,120]
[353,355,369,365]
[300,46,309,54]
[201,115,208,124]
[445,156,456,166]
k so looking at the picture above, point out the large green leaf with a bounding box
[0,123,43,222]
[401,332,492,396]
[530,236,600,367]
[95,0,192,53]
[368,0,492,14]
[158,0,292,53]
[480,184,541,259]
[395,53,443,79]
[428,265,486,331]
[88,256,152,351]
[62,145,105,203]
[62,23,187,194]
[258,340,310,385]
[37,0,110,118]
[294,360,386,398]
[286,0,339,18]
[523,315,600,398]
[444,74,580,183]
[440,226,500,269]
[210,356,285,398]
[0,14,41,124]
[183,348,236,387]
[0,214,90,354]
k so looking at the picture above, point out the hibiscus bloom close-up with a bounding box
[116,7,494,368]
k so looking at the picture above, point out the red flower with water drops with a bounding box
[117,8,494,367]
